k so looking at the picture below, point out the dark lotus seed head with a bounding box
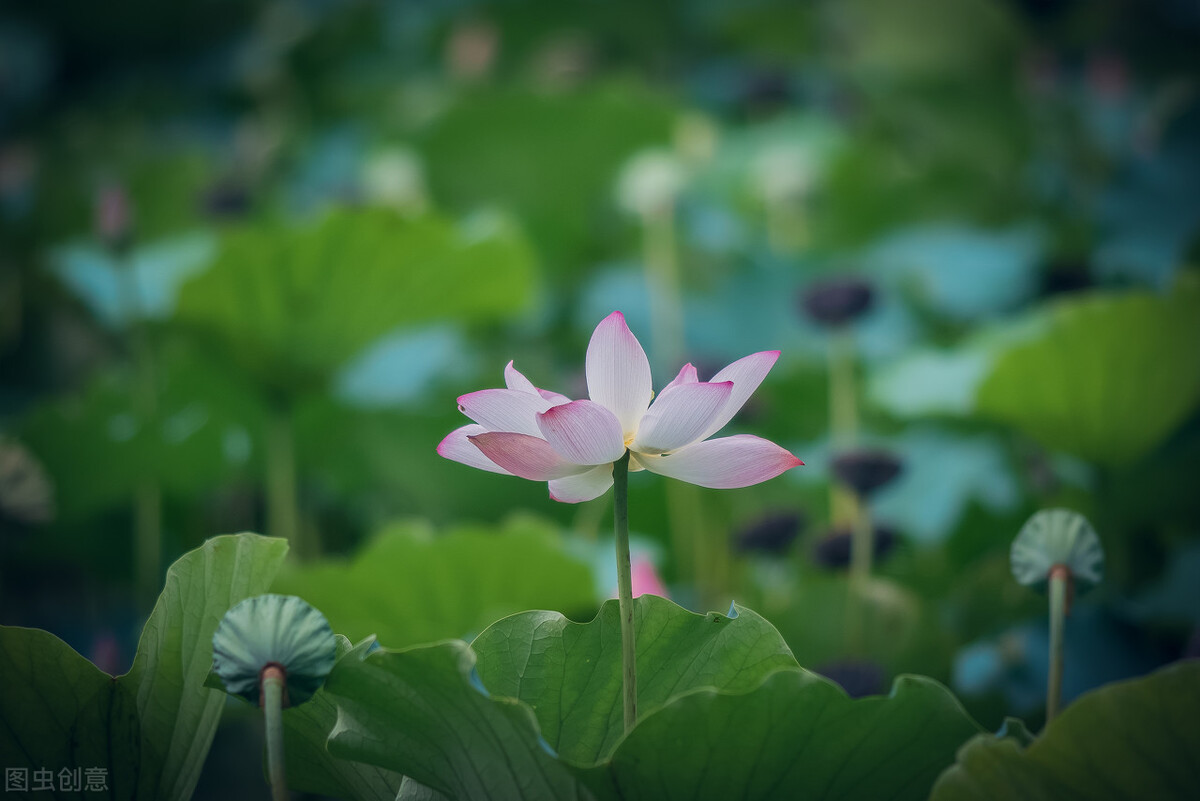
[830,449,903,497]
[811,524,897,570]
[734,510,806,555]
[201,182,252,219]
[799,276,875,327]
[814,659,888,699]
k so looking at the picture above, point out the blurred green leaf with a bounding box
[175,208,536,394]
[0,533,288,801]
[471,596,799,762]
[930,660,1200,801]
[976,283,1200,465]
[418,83,677,270]
[271,517,599,648]
[19,344,265,519]
[576,670,982,801]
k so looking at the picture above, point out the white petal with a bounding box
[548,463,615,503]
[537,400,626,465]
[585,311,653,438]
[504,360,539,395]
[458,388,551,437]
[698,351,781,440]
[632,434,803,489]
[663,363,699,391]
[436,425,512,474]
[506,361,572,406]
[631,381,733,455]
[468,432,590,481]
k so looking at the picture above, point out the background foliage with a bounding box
[1,0,1198,797]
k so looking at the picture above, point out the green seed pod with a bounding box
[1010,509,1105,594]
[212,594,336,706]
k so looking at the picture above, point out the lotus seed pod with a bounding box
[830,448,903,497]
[799,276,875,327]
[212,594,336,706]
[811,524,898,570]
[734,510,806,555]
[1010,509,1104,594]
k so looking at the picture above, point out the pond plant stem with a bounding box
[261,663,289,801]
[1046,564,1071,722]
[266,405,309,559]
[613,450,637,733]
[828,327,858,528]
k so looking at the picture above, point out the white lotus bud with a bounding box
[753,143,816,204]
[615,149,686,218]
[362,147,427,212]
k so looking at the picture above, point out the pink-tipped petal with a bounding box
[437,425,512,474]
[698,351,781,440]
[548,463,615,503]
[632,434,803,489]
[537,400,626,465]
[458,388,552,437]
[505,361,573,406]
[468,432,590,481]
[631,381,734,455]
[585,311,653,438]
[663,363,699,392]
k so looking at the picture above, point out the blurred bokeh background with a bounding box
[2,0,1199,794]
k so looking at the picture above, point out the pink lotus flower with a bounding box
[438,311,803,502]
[629,556,670,599]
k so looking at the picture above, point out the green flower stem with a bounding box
[849,493,874,589]
[613,450,637,733]
[135,481,162,605]
[828,328,858,448]
[266,406,310,559]
[260,664,289,801]
[643,207,683,376]
[117,244,162,606]
[828,327,858,528]
[846,493,873,654]
[1046,564,1071,722]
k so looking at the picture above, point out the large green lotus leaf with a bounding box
[174,208,536,392]
[122,533,289,799]
[270,517,598,648]
[575,669,983,801]
[417,83,676,270]
[0,533,287,801]
[930,659,1200,800]
[19,344,266,520]
[282,636,404,801]
[0,627,142,797]
[314,595,980,801]
[975,284,1200,466]
[471,595,799,763]
[322,639,589,801]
